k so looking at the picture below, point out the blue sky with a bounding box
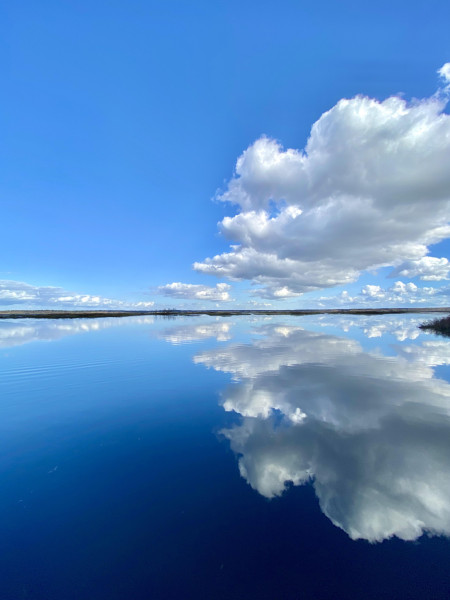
[2,0,450,309]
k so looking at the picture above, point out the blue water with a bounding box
[0,314,449,599]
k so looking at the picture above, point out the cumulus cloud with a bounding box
[158,282,232,302]
[194,66,450,299]
[389,257,450,281]
[0,280,154,309]
[317,280,449,307]
[195,323,450,542]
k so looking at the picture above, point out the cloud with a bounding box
[0,280,154,309]
[317,280,450,307]
[158,282,232,302]
[389,257,450,281]
[194,323,450,542]
[438,62,450,86]
[194,66,450,299]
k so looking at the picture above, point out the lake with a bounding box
[1,314,449,599]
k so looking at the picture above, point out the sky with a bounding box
[2,0,450,310]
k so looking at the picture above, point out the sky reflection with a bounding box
[157,320,233,344]
[3,314,450,543]
[194,319,450,542]
[0,317,155,349]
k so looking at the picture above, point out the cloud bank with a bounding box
[0,280,154,310]
[195,66,450,299]
[195,323,450,542]
[158,282,232,302]
[317,280,449,307]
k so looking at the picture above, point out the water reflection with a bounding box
[316,314,426,340]
[0,316,155,349]
[195,322,450,543]
[158,320,233,344]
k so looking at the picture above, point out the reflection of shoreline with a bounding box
[195,323,450,543]
[1,307,450,320]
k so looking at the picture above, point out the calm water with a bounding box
[1,314,449,599]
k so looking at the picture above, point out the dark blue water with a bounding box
[0,315,449,599]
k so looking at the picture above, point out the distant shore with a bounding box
[1,308,449,320]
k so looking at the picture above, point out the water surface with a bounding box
[1,314,449,599]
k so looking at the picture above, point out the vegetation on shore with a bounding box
[419,315,450,337]
[1,307,450,320]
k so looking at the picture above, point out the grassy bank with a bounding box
[419,315,450,336]
[1,307,450,320]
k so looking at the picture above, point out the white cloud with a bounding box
[248,300,273,308]
[438,62,450,85]
[196,323,450,542]
[318,280,448,307]
[389,257,450,281]
[0,280,154,309]
[194,66,450,299]
[158,282,232,302]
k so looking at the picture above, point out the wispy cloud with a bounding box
[438,62,450,90]
[194,65,450,299]
[158,282,232,302]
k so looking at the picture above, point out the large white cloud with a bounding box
[195,322,450,542]
[194,67,450,299]
[158,282,232,302]
[0,280,154,309]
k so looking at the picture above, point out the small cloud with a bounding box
[319,281,444,308]
[438,62,450,84]
[158,282,232,302]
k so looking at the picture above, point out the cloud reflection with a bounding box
[158,321,233,344]
[316,314,426,340]
[0,316,155,349]
[195,322,450,542]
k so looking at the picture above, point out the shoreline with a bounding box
[1,307,449,320]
